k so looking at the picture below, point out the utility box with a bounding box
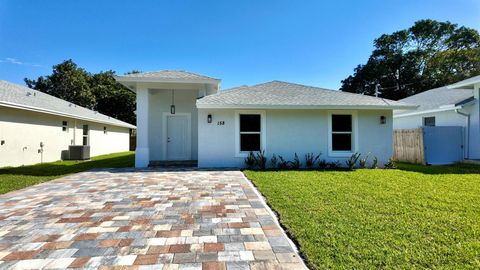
[68,145,90,160]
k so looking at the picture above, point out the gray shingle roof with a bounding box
[118,70,220,82]
[448,75,480,89]
[197,80,415,109]
[0,80,135,129]
[395,86,473,115]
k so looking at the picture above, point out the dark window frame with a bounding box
[423,116,436,127]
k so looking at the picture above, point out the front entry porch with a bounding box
[114,71,221,168]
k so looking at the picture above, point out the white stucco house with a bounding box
[115,71,415,168]
[394,75,480,160]
[0,81,135,167]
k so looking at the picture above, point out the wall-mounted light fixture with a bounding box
[170,90,176,114]
[207,114,212,123]
[380,116,386,124]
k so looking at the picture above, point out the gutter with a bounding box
[455,109,470,159]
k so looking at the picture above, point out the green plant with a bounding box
[346,152,361,170]
[291,153,301,169]
[318,159,328,169]
[328,161,341,170]
[254,150,267,170]
[270,154,278,169]
[359,153,369,169]
[384,158,397,169]
[305,153,321,169]
[278,155,290,170]
[371,156,379,169]
[244,151,256,169]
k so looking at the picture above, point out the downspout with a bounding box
[455,109,470,159]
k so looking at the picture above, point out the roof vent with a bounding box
[26,92,32,96]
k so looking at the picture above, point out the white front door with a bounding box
[166,115,189,160]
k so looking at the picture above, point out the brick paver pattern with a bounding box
[0,170,306,269]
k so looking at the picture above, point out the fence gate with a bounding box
[423,126,464,165]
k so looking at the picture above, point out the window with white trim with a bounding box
[331,114,353,151]
[82,125,89,146]
[239,114,261,152]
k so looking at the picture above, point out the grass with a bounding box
[0,151,134,194]
[245,163,480,269]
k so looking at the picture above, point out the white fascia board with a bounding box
[196,104,417,110]
[393,106,462,118]
[0,101,136,129]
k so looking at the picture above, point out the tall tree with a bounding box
[25,60,136,125]
[25,60,96,108]
[341,20,480,100]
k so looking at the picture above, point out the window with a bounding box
[103,126,107,134]
[62,121,68,132]
[82,125,89,146]
[423,117,435,127]
[240,114,261,151]
[330,114,354,152]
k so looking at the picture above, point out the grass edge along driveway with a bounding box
[0,151,134,194]
[245,163,480,269]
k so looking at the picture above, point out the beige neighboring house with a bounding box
[0,80,136,167]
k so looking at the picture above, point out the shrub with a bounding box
[346,152,361,170]
[278,155,290,169]
[291,153,301,169]
[255,150,267,170]
[384,158,397,169]
[270,154,278,169]
[328,160,341,169]
[359,154,369,169]
[305,153,321,169]
[371,156,379,169]
[318,159,328,169]
[244,151,256,169]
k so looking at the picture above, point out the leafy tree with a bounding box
[25,60,136,125]
[341,20,480,100]
[25,60,96,108]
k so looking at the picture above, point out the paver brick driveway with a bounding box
[0,170,306,270]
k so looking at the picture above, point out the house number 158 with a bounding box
[217,121,225,125]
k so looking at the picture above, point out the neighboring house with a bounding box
[393,75,480,160]
[115,71,415,168]
[0,81,136,167]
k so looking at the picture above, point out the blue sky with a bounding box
[0,0,479,90]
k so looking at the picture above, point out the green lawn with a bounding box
[245,163,480,269]
[0,151,134,194]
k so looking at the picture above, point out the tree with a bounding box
[25,60,96,108]
[25,60,136,125]
[341,20,480,100]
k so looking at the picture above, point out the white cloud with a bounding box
[0,57,42,67]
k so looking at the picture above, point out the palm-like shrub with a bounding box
[305,153,321,169]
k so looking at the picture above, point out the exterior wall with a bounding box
[148,89,199,161]
[393,110,466,129]
[0,106,130,167]
[198,109,393,168]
